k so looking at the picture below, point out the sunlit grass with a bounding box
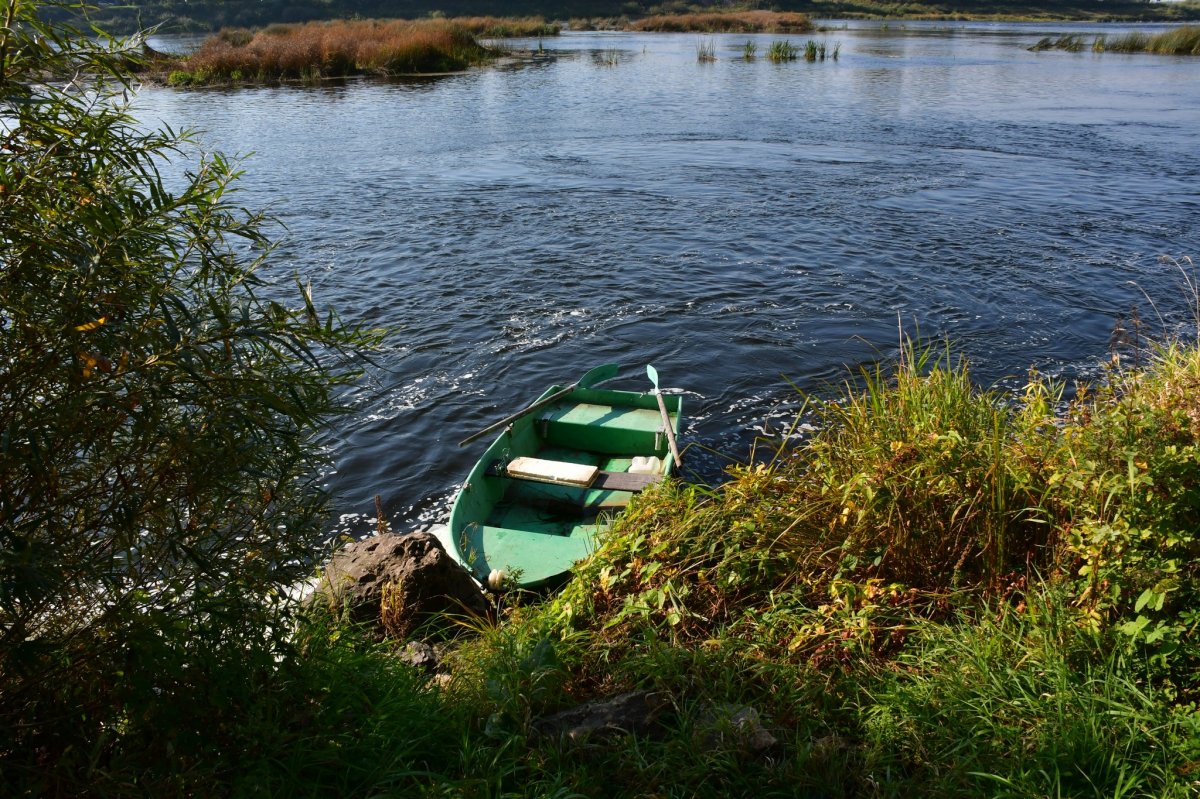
[766,39,799,61]
[1029,33,1087,51]
[1098,24,1200,54]
[1033,26,1200,55]
[166,19,496,84]
[695,38,717,62]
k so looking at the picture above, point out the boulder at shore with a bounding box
[317,532,490,636]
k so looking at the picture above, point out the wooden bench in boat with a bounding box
[485,457,663,492]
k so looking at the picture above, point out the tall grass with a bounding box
[743,39,758,59]
[630,11,813,33]
[448,16,559,38]
[171,19,494,84]
[766,39,799,61]
[863,586,1200,796]
[695,38,717,62]
[1099,24,1200,53]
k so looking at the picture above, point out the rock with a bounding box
[317,532,490,636]
[532,690,669,743]
[697,704,778,754]
[399,641,439,673]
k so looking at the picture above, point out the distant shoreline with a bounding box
[74,2,1200,36]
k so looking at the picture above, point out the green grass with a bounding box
[1099,25,1200,54]
[1029,32,1087,50]
[17,338,1200,794]
[743,39,758,58]
[1030,26,1200,55]
[696,37,717,61]
[766,39,800,61]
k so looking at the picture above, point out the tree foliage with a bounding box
[0,0,380,786]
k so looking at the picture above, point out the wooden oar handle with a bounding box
[655,391,682,467]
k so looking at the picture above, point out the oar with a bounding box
[458,363,620,448]
[646,365,682,467]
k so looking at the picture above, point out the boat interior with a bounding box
[448,386,682,586]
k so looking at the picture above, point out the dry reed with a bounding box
[176,19,494,83]
[444,16,558,38]
[629,11,813,33]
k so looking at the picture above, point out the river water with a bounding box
[137,23,1200,540]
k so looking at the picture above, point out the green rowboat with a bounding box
[438,368,683,589]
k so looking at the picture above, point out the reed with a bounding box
[766,39,800,61]
[630,11,813,33]
[447,16,559,38]
[695,38,717,62]
[1029,33,1087,51]
[743,39,758,59]
[1099,25,1200,54]
[600,45,621,66]
[170,19,494,84]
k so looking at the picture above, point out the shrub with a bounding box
[0,0,380,787]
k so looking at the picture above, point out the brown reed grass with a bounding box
[447,16,559,38]
[176,19,493,84]
[628,11,813,34]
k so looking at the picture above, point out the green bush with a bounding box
[0,0,380,789]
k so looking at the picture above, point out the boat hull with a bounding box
[440,384,682,588]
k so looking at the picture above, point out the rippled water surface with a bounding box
[137,24,1200,537]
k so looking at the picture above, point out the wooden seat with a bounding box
[485,459,663,492]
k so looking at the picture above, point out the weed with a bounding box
[1029,33,1087,51]
[1101,25,1200,54]
[766,39,799,61]
[695,38,717,62]
[743,39,758,58]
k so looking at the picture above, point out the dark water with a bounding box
[137,24,1200,539]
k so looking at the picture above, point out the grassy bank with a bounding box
[629,11,812,32]
[163,19,498,85]
[25,330,1200,795]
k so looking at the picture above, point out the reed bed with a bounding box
[169,19,495,84]
[766,39,800,61]
[1096,24,1200,54]
[1029,33,1087,51]
[629,11,813,33]
[447,16,559,38]
[695,38,717,62]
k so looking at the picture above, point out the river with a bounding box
[138,23,1200,541]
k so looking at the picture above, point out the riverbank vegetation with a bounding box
[164,19,497,84]
[1098,24,1200,54]
[1032,25,1200,54]
[630,11,812,32]
[74,0,1200,36]
[7,2,1200,795]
